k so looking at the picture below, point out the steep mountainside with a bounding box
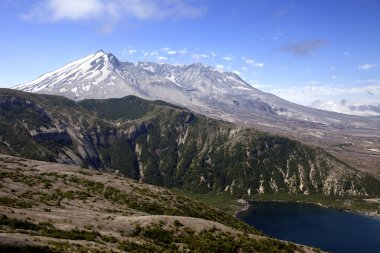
[0,89,379,200]
[12,50,380,179]
[1,155,324,252]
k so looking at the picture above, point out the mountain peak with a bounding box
[12,50,264,107]
[189,62,205,68]
[92,49,108,58]
[12,50,120,95]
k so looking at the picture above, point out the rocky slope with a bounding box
[1,154,324,252]
[12,50,380,179]
[0,89,379,199]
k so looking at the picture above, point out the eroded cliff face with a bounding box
[125,116,374,197]
[0,89,378,198]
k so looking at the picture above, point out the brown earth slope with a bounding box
[0,154,322,252]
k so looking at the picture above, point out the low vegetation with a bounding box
[0,155,322,252]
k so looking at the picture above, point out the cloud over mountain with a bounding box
[269,83,380,116]
[311,99,380,116]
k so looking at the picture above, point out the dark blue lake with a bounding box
[237,201,380,253]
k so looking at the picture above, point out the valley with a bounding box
[246,116,380,179]
[0,89,379,216]
[0,154,321,252]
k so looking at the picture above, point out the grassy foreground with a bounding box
[173,190,246,215]
[0,154,322,253]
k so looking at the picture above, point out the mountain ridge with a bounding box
[1,88,379,201]
[13,50,379,128]
[12,50,380,179]
[12,50,355,121]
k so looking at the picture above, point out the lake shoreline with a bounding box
[234,199,380,218]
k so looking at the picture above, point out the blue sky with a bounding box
[0,0,379,115]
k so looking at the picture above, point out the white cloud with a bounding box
[356,79,380,85]
[24,0,103,21]
[119,47,221,66]
[127,49,136,54]
[358,64,376,70]
[222,56,233,61]
[163,48,188,55]
[271,84,380,99]
[309,80,320,85]
[245,59,264,67]
[23,0,205,30]
[268,83,380,116]
[191,53,208,61]
[311,100,380,116]
[178,49,187,55]
[273,27,284,41]
[157,56,167,61]
[216,64,224,71]
[232,70,241,75]
[121,48,138,57]
[242,67,247,71]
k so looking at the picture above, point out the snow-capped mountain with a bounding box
[14,50,368,126]
[12,50,380,177]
